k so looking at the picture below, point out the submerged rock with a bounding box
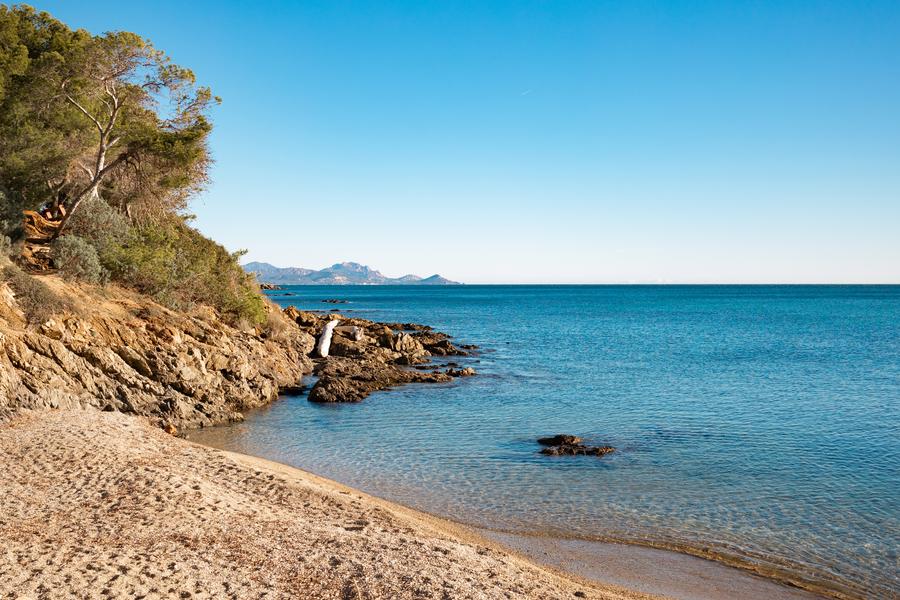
[537,434,614,457]
[540,444,615,457]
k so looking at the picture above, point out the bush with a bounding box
[66,196,129,254]
[52,235,106,285]
[102,218,266,326]
[0,186,25,243]
[2,264,69,324]
[0,234,10,259]
[261,300,294,342]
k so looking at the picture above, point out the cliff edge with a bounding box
[0,274,314,429]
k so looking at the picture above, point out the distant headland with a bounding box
[244,261,461,285]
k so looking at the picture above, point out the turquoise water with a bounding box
[190,285,900,598]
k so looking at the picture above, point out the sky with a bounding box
[29,1,900,283]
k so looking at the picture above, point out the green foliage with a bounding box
[2,263,68,324]
[66,196,129,253]
[0,6,266,328]
[0,4,217,227]
[52,235,106,285]
[102,218,266,325]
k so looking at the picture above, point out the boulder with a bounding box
[329,334,367,357]
[537,435,615,457]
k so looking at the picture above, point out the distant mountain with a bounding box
[244,261,461,285]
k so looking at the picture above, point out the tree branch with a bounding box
[76,162,95,179]
[64,94,104,133]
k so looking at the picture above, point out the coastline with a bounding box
[0,409,655,599]
[189,421,835,600]
[0,279,884,599]
[238,451,832,600]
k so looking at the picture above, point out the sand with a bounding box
[0,410,660,600]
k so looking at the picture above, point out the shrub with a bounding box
[261,300,294,342]
[66,196,129,255]
[52,235,106,285]
[102,218,266,326]
[2,264,69,324]
[0,234,10,259]
[0,186,25,243]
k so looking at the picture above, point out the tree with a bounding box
[0,4,218,238]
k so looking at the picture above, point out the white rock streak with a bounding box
[316,319,340,357]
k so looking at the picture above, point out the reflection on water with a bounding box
[189,285,900,598]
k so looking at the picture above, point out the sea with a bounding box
[188,285,899,598]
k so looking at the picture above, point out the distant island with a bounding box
[244,261,461,285]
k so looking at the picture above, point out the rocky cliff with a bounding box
[0,274,314,429]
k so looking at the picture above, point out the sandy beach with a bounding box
[0,409,659,600]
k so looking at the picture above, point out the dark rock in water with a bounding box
[537,434,614,457]
[308,357,452,403]
[540,444,614,457]
[537,434,583,446]
[414,332,470,356]
[259,283,282,290]
[322,299,349,304]
[447,367,476,377]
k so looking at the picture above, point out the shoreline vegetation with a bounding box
[0,6,853,600]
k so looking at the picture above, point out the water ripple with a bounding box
[190,285,900,598]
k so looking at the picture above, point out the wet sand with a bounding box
[480,532,824,600]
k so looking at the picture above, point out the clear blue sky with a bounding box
[29,1,900,283]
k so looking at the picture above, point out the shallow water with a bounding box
[189,285,900,598]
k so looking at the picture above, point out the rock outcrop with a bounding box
[308,357,452,403]
[1,273,478,427]
[282,310,477,404]
[0,276,314,429]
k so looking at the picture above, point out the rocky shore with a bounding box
[1,275,476,430]
[283,307,477,404]
[0,276,315,429]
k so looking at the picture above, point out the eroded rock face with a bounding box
[0,281,314,429]
[0,271,481,427]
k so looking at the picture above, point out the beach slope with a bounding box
[0,410,658,600]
